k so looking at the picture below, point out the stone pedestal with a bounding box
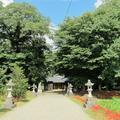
[4,97,15,109]
[4,80,15,109]
[32,84,37,96]
[84,97,95,108]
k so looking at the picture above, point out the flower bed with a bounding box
[91,104,120,120]
[73,95,120,120]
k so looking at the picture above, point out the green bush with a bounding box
[11,64,28,99]
[0,68,6,97]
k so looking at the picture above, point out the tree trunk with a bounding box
[82,86,85,91]
[98,84,102,91]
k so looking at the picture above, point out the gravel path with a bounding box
[1,93,93,120]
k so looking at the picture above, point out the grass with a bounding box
[70,96,106,120]
[0,91,35,117]
[98,97,120,113]
[0,108,11,116]
[69,92,120,120]
[70,97,103,120]
[15,91,36,107]
[70,96,104,120]
[0,95,9,116]
[70,95,120,120]
[86,109,106,120]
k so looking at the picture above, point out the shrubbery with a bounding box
[0,68,6,97]
[11,64,28,99]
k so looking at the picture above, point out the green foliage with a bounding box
[0,3,49,85]
[45,51,57,76]
[0,2,3,9]
[11,64,28,98]
[98,97,120,112]
[0,3,49,52]
[55,0,120,89]
[0,68,6,96]
[25,36,48,84]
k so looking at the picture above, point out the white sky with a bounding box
[0,0,14,7]
[94,0,103,8]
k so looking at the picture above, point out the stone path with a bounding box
[1,93,93,120]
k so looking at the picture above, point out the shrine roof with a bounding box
[46,75,68,83]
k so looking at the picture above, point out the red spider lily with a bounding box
[104,109,120,120]
[91,104,103,112]
[91,104,120,120]
[107,113,120,120]
[73,95,120,120]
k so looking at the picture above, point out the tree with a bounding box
[0,3,50,84]
[55,0,120,90]
[11,64,28,99]
[45,51,57,76]
[0,68,6,96]
[0,1,3,9]
[0,3,49,53]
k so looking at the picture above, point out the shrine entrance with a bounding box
[46,75,68,91]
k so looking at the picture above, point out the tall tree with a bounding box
[55,0,120,90]
[0,3,50,84]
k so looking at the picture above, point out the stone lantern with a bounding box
[37,82,42,94]
[84,79,95,108]
[4,80,15,109]
[85,79,94,98]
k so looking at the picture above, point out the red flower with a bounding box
[91,104,102,111]
[91,104,120,120]
[105,109,120,120]
[73,95,120,120]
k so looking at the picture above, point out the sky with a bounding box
[0,0,103,45]
[0,0,103,25]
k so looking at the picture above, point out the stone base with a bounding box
[67,90,73,96]
[83,97,95,108]
[37,90,42,95]
[32,91,37,96]
[4,97,15,109]
[39,90,42,93]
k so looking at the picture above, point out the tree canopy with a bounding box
[0,3,50,93]
[54,0,120,90]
